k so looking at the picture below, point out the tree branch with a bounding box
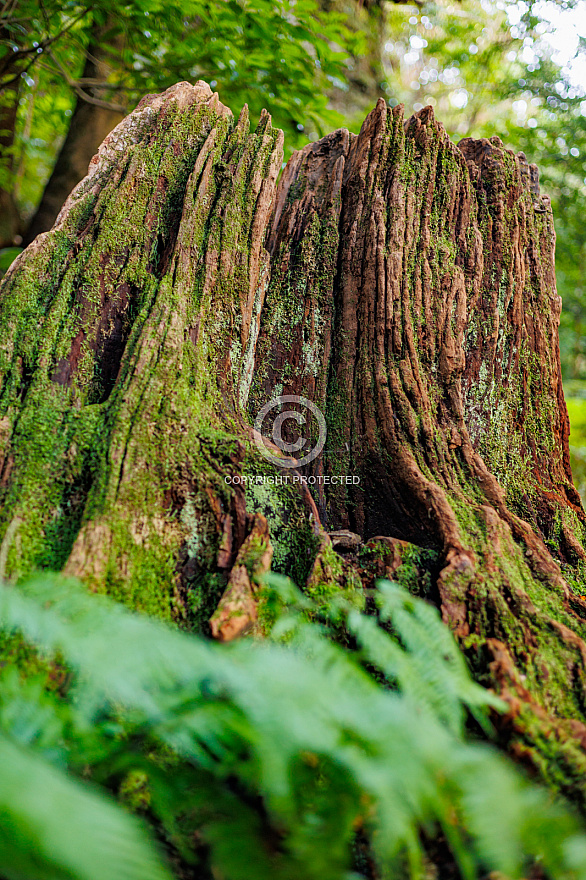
[0,7,90,84]
[45,48,127,112]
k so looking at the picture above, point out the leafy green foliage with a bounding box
[0,733,173,880]
[1,572,586,880]
[565,394,586,502]
[2,0,360,220]
[261,573,504,737]
[148,0,360,143]
[351,581,504,735]
[0,247,22,272]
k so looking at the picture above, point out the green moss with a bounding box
[184,571,228,634]
[305,539,345,602]
[393,544,437,599]
[241,457,318,586]
[0,92,286,623]
[506,703,586,808]
[0,632,68,696]
[119,769,151,814]
[445,493,586,727]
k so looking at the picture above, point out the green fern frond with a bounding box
[0,733,172,880]
[0,573,584,880]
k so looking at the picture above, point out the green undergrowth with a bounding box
[4,572,586,880]
[567,396,586,505]
[357,540,438,601]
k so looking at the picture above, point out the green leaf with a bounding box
[0,734,173,880]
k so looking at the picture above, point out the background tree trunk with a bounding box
[23,25,124,246]
[2,81,586,806]
[0,79,22,247]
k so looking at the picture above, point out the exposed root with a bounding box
[210,514,273,642]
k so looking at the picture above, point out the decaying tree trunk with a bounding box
[2,81,586,805]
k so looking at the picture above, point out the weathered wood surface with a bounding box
[2,80,586,802]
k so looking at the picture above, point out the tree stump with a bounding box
[2,81,586,804]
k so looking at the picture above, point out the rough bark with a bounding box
[3,81,586,807]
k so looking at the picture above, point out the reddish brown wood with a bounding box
[3,84,586,804]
